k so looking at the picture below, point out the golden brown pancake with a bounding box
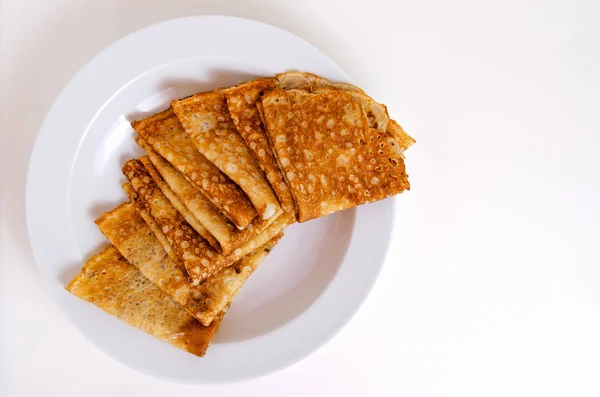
[95,201,281,326]
[275,71,415,151]
[123,159,293,282]
[386,119,416,152]
[122,183,182,271]
[131,109,257,229]
[66,245,224,357]
[138,156,221,251]
[194,233,282,326]
[311,86,416,151]
[136,136,283,254]
[123,159,225,282]
[275,71,333,91]
[224,78,296,213]
[260,88,410,222]
[171,90,282,220]
[96,201,199,298]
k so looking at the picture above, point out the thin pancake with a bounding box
[172,90,281,220]
[123,159,293,281]
[261,88,410,222]
[312,86,390,132]
[66,245,224,357]
[123,159,221,282]
[138,155,220,251]
[122,183,182,273]
[96,201,198,300]
[275,71,332,91]
[136,136,284,254]
[386,119,416,152]
[194,233,282,326]
[96,201,281,326]
[131,109,257,229]
[275,71,415,151]
[312,85,416,151]
[224,79,296,213]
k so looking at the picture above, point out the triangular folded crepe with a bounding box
[122,182,181,273]
[136,136,284,254]
[224,78,296,213]
[260,88,410,222]
[123,158,293,282]
[172,90,282,220]
[96,201,281,326]
[123,158,205,280]
[66,245,223,357]
[138,156,220,251]
[194,232,282,326]
[131,109,257,229]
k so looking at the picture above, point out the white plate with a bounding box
[26,15,395,383]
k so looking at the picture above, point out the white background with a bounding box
[2,0,600,396]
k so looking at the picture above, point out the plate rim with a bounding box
[26,15,396,383]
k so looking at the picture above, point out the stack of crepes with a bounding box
[66,72,415,357]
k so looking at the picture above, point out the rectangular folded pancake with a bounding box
[66,245,224,357]
[136,136,284,254]
[171,90,282,220]
[96,201,281,326]
[260,88,410,222]
[123,159,293,282]
[131,109,257,229]
[224,78,296,213]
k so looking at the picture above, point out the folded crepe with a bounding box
[131,109,257,229]
[275,71,415,151]
[224,78,296,213]
[136,136,284,254]
[138,156,221,251]
[122,158,293,282]
[66,245,224,357]
[386,119,415,153]
[123,158,223,281]
[275,71,335,91]
[172,90,282,220]
[122,183,182,276]
[96,200,281,326]
[194,233,282,326]
[260,88,410,222]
